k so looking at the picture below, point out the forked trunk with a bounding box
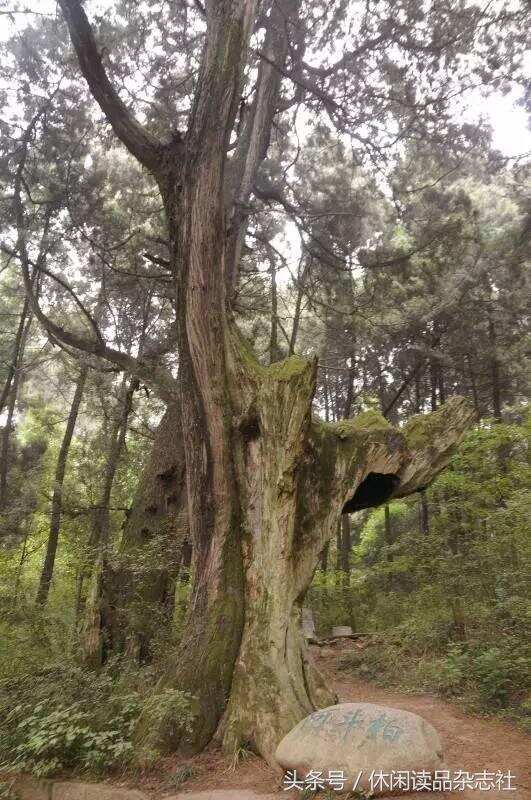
[136,315,475,762]
[136,2,257,754]
[55,0,478,770]
[128,0,475,767]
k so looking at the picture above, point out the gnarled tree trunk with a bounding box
[57,0,477,769]
[136,320,475,763]
[219,355,474,762]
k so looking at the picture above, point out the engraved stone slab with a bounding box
[331,625,353,637]
[301,607,316,638]
[275,702,444,796]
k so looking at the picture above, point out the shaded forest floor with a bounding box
[127,641,530,799]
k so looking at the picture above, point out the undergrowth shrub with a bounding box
[0,697,139,777]
[141,688,195,743]
[0,664,193,778]
[134,688,196,767]
[340,634,530,722]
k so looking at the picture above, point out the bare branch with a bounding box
[0,242,104,345]
[225,0,304,295]
[57,0,163,171]
[143,251,171,270]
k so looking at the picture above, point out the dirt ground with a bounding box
[133,642,530,799]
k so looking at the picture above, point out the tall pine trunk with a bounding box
[81,375,137,666]
[0,302,34,510]
[36,366,87,606]
[488,312,502,421]
[419,490,430,536]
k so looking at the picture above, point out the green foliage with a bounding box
[0,698,138,777]
[0,654,195,778]
[439,644,469,691]
[341,634,530,721]
[308,572,361,633]
[0,599,75,683]
[0,665,146,777]
[141,688,195,743]
[133,688,196,768]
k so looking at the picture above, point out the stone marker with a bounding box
[301,607,316,638]
[275,702,445,796]
[331,625,353,637]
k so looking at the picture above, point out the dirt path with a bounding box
[314,644,530,800]
[141,643,530,799]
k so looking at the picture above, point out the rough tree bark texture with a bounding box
[108,402,189,663]
[136,329,474,763]
[216,345,474,762]
[140,2,259,755]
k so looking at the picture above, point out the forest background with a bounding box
[0,0,529,784]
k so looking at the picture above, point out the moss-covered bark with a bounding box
[211,341,475,762]
[56,0,476,769]
[218,348,334,762]
[137,328,474,764]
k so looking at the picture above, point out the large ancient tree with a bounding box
[15,0,526,765]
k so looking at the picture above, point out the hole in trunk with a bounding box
[166,492,179,511]
[157,465,176,483]
[342,471,400,513]
[239,411,261,441]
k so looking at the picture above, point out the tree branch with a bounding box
[0,241,104,345]
[12,124,178,401]
[395,397,477,496]
[225,0,298,294]
[57,0,163,171]
[300,35,386,78]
